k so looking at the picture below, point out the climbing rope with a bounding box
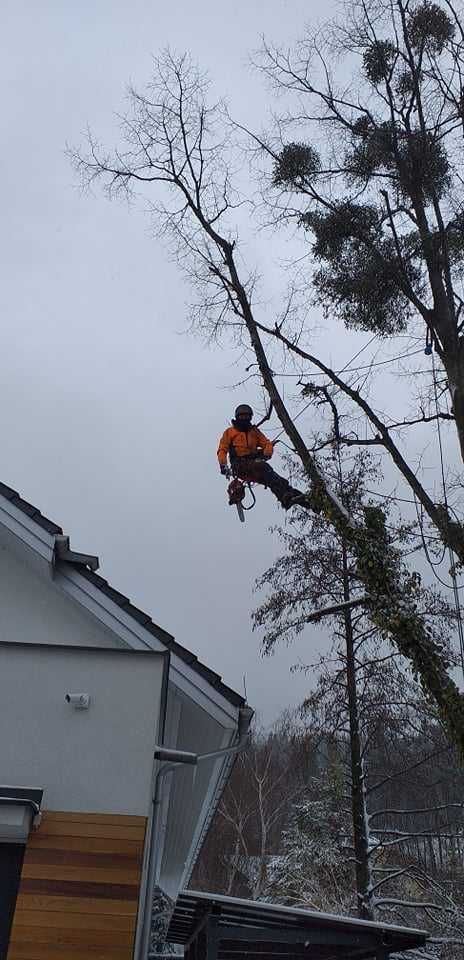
[431,350,464,679]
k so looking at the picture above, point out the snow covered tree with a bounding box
[267,771,355,915]
[254,452,464,953]
[255,449,451,919]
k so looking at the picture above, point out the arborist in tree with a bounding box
[217,404,306,509]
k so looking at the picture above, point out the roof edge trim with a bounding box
[0,498,55,563]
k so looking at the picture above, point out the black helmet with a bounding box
[235,404,253,419]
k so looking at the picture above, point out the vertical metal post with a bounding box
[189,933,197,960]
[206,918,219,960]
[197,925,207,960]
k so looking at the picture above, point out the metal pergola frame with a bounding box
[167,890,428,960]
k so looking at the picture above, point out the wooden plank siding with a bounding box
[8,811,147,960]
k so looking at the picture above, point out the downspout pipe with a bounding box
[136,705,253,960]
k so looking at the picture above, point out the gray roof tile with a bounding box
[0,482,63,535]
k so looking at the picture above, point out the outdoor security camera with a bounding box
[65,693,90,709]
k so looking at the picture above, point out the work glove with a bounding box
[220,464,230,477]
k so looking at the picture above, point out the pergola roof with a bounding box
[167,890,427,960]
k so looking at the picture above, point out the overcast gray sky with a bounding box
[3,0,459,723]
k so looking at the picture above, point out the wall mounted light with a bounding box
[0,788,43,843]
[65,693,90,709]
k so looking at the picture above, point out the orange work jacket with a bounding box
[217,426,273,466]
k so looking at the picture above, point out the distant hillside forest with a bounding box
[191,718,464,958]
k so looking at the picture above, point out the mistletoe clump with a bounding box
[316,258,410,334]
[273,143,320,188]
[408,2,455,53]
[303,202,412,334]
[303,202,381,257]
[348,121,450,200]
[363,40,397,83]
[347,122,397,181]
[399,131,450,200]
[396,67,416,97]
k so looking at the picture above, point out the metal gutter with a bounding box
[136,705,253,960]
[133,649,171,960]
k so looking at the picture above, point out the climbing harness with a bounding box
[223,437,290,523]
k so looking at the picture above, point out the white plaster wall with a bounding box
[0,644,165,814]
[0,543,119,647]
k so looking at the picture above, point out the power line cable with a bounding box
[270,334,380,442]
[270,342,424,443]
[273,347,424,378]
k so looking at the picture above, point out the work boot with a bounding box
[281,489,307,510]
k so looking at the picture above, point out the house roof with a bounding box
[0,481,244,710]
[0,481,64,536]
[168,890,427,960]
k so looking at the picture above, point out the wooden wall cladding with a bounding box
[8,811,147,960]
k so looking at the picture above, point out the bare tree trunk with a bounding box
[342,539,375,922]
[255,775,268,899]
[226,838,241,896]
[443,339,464,465]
